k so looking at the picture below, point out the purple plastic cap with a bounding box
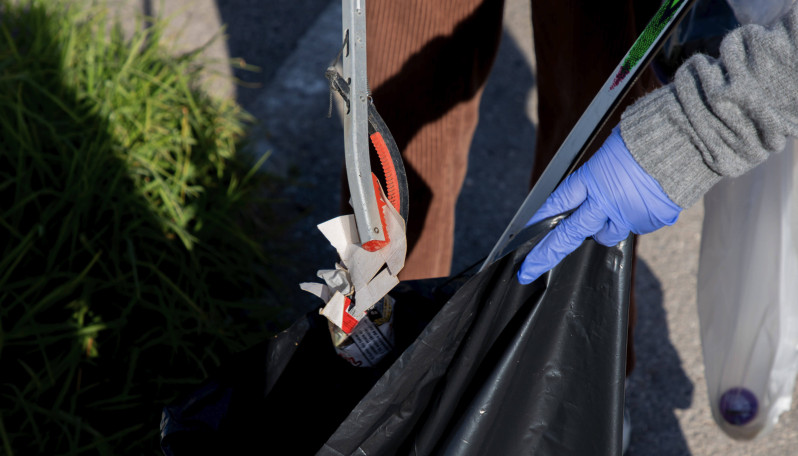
[719,387,758,426]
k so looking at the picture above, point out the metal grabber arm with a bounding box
[331,0,409,252]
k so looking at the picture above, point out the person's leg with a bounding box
[530,0,661,184]
[365,0,506,280]
[529,0,663,377]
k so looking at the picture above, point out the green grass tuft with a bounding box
[0,1,290,454]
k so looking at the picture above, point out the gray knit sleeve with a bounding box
[619,3,798,208]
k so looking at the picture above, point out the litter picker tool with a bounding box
[481,0,698,270]
[299,0,409,350]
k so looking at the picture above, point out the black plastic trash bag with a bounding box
[160,217,632,455]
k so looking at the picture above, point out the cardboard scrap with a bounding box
[299,282,330,302]
[317,215,359,257]
[300,193,406,335]
[318,291,347,329]
[352,268,399,317]
[318,292,359,334]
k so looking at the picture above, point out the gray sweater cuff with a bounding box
[619,85,721,208]
[619,4,798,208]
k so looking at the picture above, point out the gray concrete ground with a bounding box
[111,0,798,454]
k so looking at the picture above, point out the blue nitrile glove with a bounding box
[517,127,682,285]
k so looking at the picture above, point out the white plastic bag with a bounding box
[697,139,798,440]
[726,0,795,25]
[727,0,794,25]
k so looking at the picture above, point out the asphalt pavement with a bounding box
[111,0,798,454]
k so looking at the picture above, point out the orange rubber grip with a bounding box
[370,132,401,213]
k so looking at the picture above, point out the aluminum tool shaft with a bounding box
[342,0,384,244]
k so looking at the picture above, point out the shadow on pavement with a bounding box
[628,258,694,455]
[213,0,333,111]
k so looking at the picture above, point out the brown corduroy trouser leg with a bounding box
[366,0,661,374]
[366,0,506,281]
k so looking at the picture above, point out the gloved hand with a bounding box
[517,127,682,284]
